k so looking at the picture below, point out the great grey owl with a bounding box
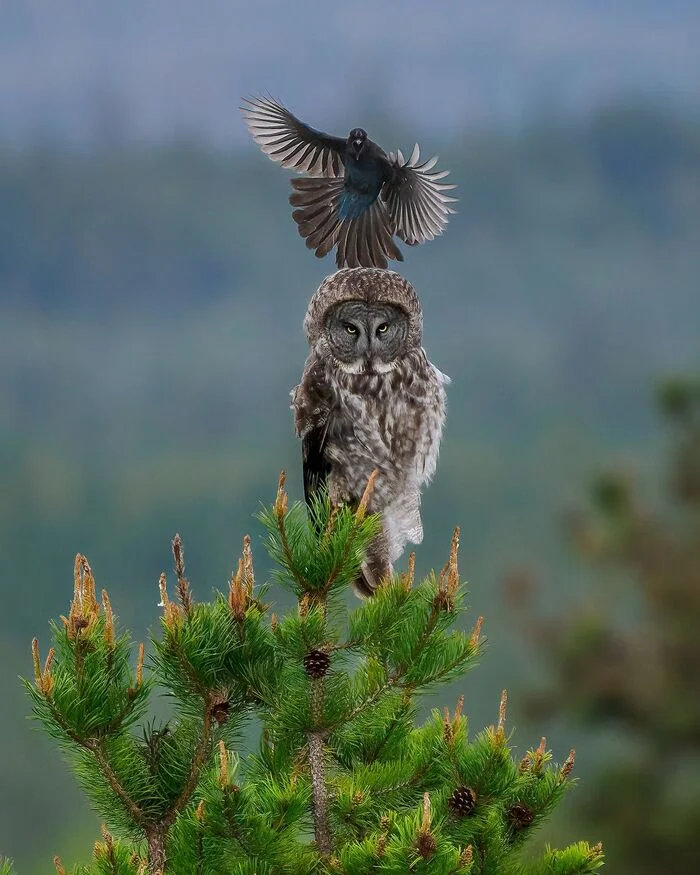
[291,267,449,596]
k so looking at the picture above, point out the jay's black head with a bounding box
[347,128,368,160]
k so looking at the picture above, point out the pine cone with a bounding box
[507,802,535,830]
[210,700,231,726]
[209,691,232,725]
[304,649,330,679]
[448,786,477,817]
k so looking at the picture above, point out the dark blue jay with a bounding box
[242,96,457,269]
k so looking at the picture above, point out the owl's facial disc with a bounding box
[324,300,410,374]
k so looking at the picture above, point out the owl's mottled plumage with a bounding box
[291,268,448,596]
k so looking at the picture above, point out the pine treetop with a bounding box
[24,474,603,874]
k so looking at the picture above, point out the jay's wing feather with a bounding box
[382,144,457,245]
[241,96,345,178]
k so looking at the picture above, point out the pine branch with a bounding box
[37,666,147,829]
[270,471,309,594]
[308,730,332,857]
[145,825,166,874]
[306,587,333,856]
[360,700,411,765]
[162,704,214,829]
[25,485,602,873]
[89,738,147,828]
[341,670,407,731]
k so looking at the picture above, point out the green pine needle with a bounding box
[23,489,602,873]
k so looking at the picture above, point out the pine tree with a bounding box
[24,473,603,874]
[508,376,700,874]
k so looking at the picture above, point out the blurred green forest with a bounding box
[1,101,699,872]
[510,375,700,874]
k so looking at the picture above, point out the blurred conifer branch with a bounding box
[509,375,700,873]
[24,475,602,874]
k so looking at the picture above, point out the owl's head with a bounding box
[304,268,422,375]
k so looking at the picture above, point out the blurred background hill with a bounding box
[1,0,699,146]
[1,2,699,872]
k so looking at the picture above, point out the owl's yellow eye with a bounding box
[377,323,389,334]
[345,323,358,335]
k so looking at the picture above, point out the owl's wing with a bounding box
[382,144,458,245]
[414,360,450,485]
[301,424,332,507]
[241,96,346,178]
[291,366,334,507]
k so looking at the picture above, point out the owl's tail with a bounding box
[289,178,403,270]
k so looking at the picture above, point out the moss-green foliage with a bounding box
[518,375,700,874]
[25,485,602,873]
